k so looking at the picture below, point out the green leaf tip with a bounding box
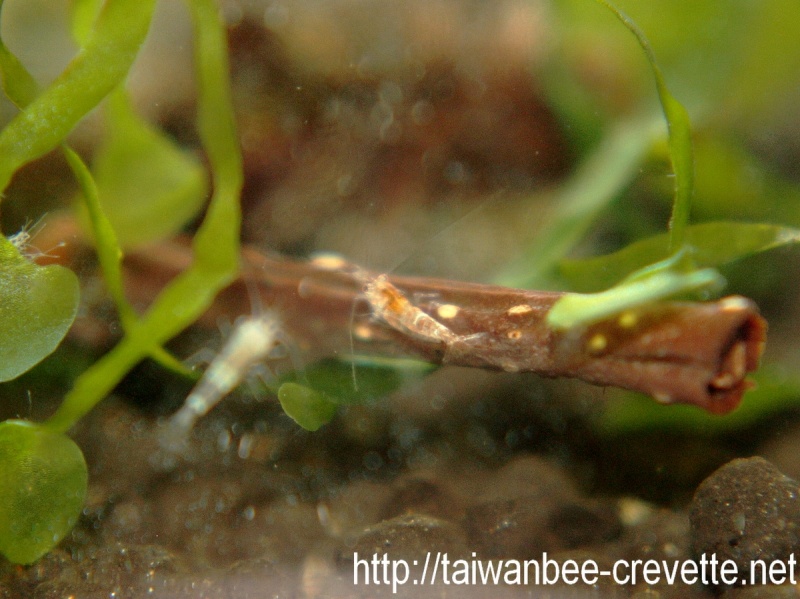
[547,256,724,331]
[595,0,695,252]
[0,420,88,564]
[278,383,338,431]
[291,357,438,406]
[275,356,438,430]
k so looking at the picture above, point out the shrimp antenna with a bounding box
[309,252,364,391]
[349,298,359,392]
[244,266,307,381]
[242,267,265,317]
[347,264,372,393]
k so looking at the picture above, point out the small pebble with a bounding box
[338,513,470,565]
[689,457,800,585]
[465,495,620,559]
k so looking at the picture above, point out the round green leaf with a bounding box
[84,91,208,248]
[277,383,338,431]
[0,237,80,381]
[0,420,88,564]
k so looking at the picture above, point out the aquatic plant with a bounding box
[0,0,240,563]
[0,0,796,566]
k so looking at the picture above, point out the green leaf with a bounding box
[595,0,694,253]
[70,0,105,47]
[65,145,189,374]
[0,0,157,197]
[83,89,207,248]
[275,357,436,430]
[277,383,338,431]
[0,26,39,108]
[547,264,723,330]
[544,3,724,332]
[0,237,80,382]
[296,357,436,404]
[45,0,243,434]
[0,24,187,375]
[560,222,800,293]
[0,420,87,564]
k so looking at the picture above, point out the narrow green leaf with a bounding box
[547,266,724,331]
[64,147,134,325]
[277,383,338,431]
[281,357,436,406]
[595,0,694,253]
[45,0,243,434]
[0,237,80,382]
[65,145,189,374]
[0,27,39,107]
[0,420,87,564]
[495,116,661,289]
[0,0,157,196]
[560,222,800,293]
[70,0,105,47]
[185,0,242,265]
[545,3,707,332]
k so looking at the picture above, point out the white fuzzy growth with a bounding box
[8,229,32,251]
[7,218,64,260]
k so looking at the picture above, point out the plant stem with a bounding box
[122,239,767,415]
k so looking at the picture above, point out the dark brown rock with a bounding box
[722,584,800,598]
[689,457,800,584]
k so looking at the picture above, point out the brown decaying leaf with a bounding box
[119,238,766,415]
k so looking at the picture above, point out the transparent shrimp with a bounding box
[311,254,478,389]
[311,253,462,345]
[355,272,462,345]
[162,285,291,451]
